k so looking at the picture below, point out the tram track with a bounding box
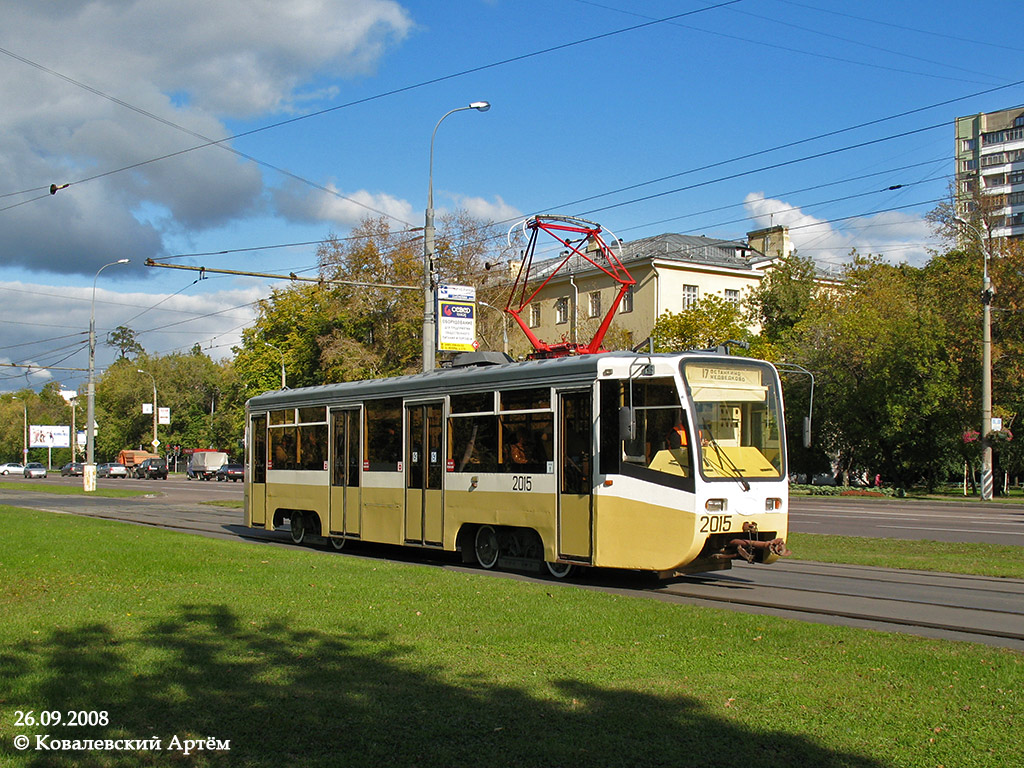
[651,560,1024,649]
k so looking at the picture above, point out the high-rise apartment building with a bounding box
[955,106,1024,239]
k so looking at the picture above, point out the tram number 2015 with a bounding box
[512,475,532,492]
[699,514,732,533]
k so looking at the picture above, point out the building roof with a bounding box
[528,231,773,281]
[615,232,772,270]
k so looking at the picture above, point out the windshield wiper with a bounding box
[699,421,750,492]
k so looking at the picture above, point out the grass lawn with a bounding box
[789,533,1024,579]
[0,481,152,499]
[0,507,1020,768]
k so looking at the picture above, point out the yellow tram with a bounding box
[244,351,789,577]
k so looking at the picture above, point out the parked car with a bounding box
[60,462,84,477]
[133,457,168,479]
[24,462,47,479]
[216,463,244,482]
[97,462,128,478]
[0,462,24,475]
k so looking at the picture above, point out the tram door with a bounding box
[557,390,593,560]
[329,408,361,536]
[248,414,267,527]
[405,402,444,546]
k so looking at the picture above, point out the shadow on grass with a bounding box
[1,605,886,768]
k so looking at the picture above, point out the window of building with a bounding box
[724,289,740,305]
[620,286,634,313]
[529,303,541,328]
[961,158,978,172]
[981,152,1006,167]
[682,284,699,310]
[962,138,977,152]
[555,297,569,324]
[984,173,1005,187]
[588,291,602,318]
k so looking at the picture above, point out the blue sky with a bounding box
[2,0,1021,391]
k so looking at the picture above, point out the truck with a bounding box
[187,450,229,481]
[116,450,161,471]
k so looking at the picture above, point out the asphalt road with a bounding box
[4,476,1023,649]
[789,495,1024,545]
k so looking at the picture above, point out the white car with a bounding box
[97,463,128,478]
[23,462,47,479]
[0,462,24,475]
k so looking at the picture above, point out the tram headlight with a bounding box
[765,498,782,511]
[705,499,727,512]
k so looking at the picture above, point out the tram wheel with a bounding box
[545,561,574,579]
[329,536,346,551]
[474,525,500,569]
[289,512,306,545]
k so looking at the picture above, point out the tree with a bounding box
[651,294,751,353]
[786,257,962,489]
[746,251,818,345]
[107,325,144,359]
[234,211,510,393]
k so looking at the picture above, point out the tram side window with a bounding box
[365,398,402,471]
[499,412,552,473]
[269,424,328,470]
[607,378,694,481]
[269,426,296,470]
[449,414,498,472]
[298,424,327,470]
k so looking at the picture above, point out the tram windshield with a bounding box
[682,360,784,481]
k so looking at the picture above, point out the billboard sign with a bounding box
[437,284,477,352]
[30,425,70,448]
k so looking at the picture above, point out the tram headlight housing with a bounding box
[705,499,727,512]
[765,498,782,511]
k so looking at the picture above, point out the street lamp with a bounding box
[953,216,994,501]
[136,368,158,452]
[423,101,490,372]
[85,258,129,491]
[263,341,286,389]
[478,300,509,356]
[11,396,26,464]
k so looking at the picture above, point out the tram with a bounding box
[244,350,790,577]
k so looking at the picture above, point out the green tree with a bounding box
[651,294,751,353]
[787,257,962,489]
[107,325,144,359]
[746,251,818,345]
[234,211,509,395]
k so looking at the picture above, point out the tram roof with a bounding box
[247,351,685,411]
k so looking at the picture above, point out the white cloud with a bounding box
[744,192,939,269]
[272,181,416,229]
[453,194,521,224]
[0,0,413,277]
[0,280,267,391]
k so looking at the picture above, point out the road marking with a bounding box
[879,525,1024,537]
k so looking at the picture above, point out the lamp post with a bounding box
[137,368,158,452]
[85,259,129,491]
[263,341,286,389]
[11,396,26,464]
[423,101,490,372]
[953,216,994,501]
[478,300,509,356]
